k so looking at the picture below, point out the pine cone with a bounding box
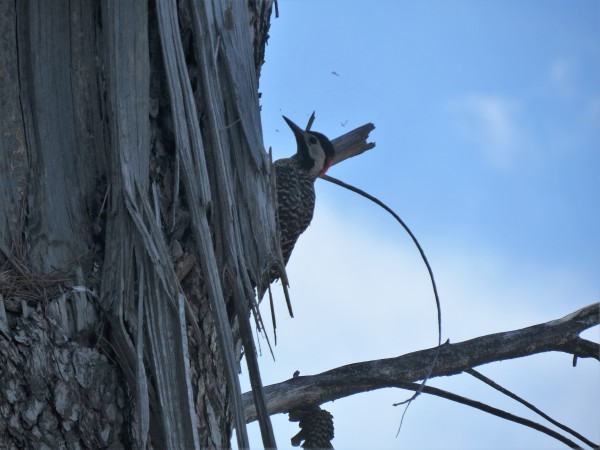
[289,406,334,449]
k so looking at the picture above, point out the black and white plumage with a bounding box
[274,116,335,268]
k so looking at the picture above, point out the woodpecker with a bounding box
[273,116,335,271]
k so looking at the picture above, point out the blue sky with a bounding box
[240,1,599,448]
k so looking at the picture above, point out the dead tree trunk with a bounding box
[0,0,276,448]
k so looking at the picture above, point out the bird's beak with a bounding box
[282,116,305,143]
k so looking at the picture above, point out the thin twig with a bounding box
[320,174,443,432]
[393,381,584,449]
[0,241,29,277]
[268,284,277,346]
[466,368,598,449]
[249,287,276,361]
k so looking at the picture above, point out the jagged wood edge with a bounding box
[242,302,599,422]
[329,123,376,167]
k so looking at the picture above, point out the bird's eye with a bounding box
[309,136,318,145]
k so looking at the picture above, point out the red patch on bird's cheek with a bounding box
[319,159,334,177]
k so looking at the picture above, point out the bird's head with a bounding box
[283,116,335,179]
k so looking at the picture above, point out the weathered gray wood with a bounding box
[99,0,153,446]
[0,1,28,256]
[15,0,97,273]
[212,0,269,169]
[242,302,599,422]
[99,1,203,448]
[154,0,251,447]
[186,1,279,446]
[0,0,104,341]
[1,0,277,448]
[330,123,376,167]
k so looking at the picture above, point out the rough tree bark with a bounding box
[0,0,280,448]
[0,1,377,447]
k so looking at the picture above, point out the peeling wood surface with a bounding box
[0,1,28,256]
[153,0,246,447]
[1,0,278,448]
[15,0,101,272]
[100,1,203,448]
[242,302,600,423]
[185,1,279,446]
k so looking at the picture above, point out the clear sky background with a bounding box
[239,1,600,449]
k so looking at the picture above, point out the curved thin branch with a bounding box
[243,302,599,422]
[392,381,585,449]
[320,174,443,413]
[466,368,598,448]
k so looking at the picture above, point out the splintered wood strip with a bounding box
[187,1,281,447]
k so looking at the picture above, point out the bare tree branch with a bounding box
[243,302,599,422]
[466,368,598,448]
[329,123,376,166]
[390,381,589,449]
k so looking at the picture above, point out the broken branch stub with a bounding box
[328,123,376,168]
